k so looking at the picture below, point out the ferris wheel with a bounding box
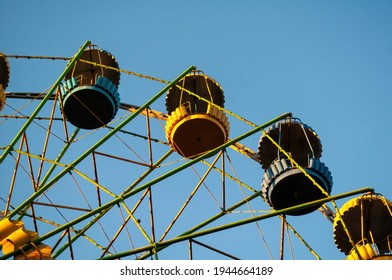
[0,41,391,260]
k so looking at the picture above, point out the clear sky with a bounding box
[1,0,392,260]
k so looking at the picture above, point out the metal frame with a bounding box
[0,42,377,260]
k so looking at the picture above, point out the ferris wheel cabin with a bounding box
[60,46,121,129]
[334,194,392,259]
[165,71,230,159]
[258,118,332,215]
[0,52,10,111]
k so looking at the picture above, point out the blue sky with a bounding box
[1,0,392,260]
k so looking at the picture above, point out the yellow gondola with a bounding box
[165,71,230,159]
[334,194,392,258]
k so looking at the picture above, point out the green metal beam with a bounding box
[0,40,90,165]
[101,187,374,260]
[6,65,196,221]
